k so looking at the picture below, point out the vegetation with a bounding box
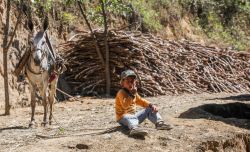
[26,0,250,50]
[145,0,250,50]
[181,0,250,50]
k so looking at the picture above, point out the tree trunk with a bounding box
[3,0,11,115]
[99,0,111,96]
[2,0,22,115]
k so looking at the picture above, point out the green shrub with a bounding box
[60,12,77,25]
[129,0,163,31]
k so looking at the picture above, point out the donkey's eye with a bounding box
[29,40,33,45]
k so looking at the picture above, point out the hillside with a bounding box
[0,1,249,105]
[129,0,250,51]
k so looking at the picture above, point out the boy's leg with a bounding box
[136,107,173,130]
[118,114,148,136]
[135,107,162,124]
[118,114,139,130]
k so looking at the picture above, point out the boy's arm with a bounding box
[135,93,151,108]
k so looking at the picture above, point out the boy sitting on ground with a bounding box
[115,70,173,136]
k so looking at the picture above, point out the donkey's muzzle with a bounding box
[34,57,41,65]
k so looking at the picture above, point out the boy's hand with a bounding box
[130,81,137,94]
[131,87,137,95]
[151,105,158,113]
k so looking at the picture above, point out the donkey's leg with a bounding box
[41,86,48,126]
[48,79,57,125]
[29,87,36,128]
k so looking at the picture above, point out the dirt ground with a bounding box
[1,92,250,152]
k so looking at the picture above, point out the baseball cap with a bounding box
[120,70,137,80]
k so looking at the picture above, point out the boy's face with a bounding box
[121,76,137,91]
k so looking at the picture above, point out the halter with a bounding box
[26,32,49,75]
[26,48,47,75]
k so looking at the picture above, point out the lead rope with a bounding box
[40,70,65,135]
[39,71,118,138]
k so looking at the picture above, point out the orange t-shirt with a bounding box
[115,89,150,121]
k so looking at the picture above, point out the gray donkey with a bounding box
[25,19,62,127]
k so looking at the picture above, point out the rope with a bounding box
[35,126,123,139]
[41,71,62,129]
[56,88,74,99]
[40,74,119,136]
[38,69,116,139]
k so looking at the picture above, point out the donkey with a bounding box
[25,19,59,127]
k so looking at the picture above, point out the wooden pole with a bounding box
[99,0,111,96]
[2,0,11,115]
[77,1,105,67]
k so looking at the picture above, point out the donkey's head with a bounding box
[32,31,47,65]
[28,17,49,70]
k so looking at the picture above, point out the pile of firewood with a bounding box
[58,30,250,96]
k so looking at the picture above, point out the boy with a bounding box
[115,70,173,136]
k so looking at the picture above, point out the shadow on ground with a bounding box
[179,102,250,129]
[209,94,250,101]
[108,126,146,140]
[0,126,28,132]
[78,126,146,140]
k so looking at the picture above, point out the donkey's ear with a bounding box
[28,19,34,31]
[21,3,28,16]
[43,16,49,31]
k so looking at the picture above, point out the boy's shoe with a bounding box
[129,127,148,137]
[155,121,173,130]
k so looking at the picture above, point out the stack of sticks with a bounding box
[58,30,250,96]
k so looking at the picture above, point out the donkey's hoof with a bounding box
[41,122,48,127]
[29,121,36,128]
[49,121,52,125]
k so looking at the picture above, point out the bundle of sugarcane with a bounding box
[58,30,250,96]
